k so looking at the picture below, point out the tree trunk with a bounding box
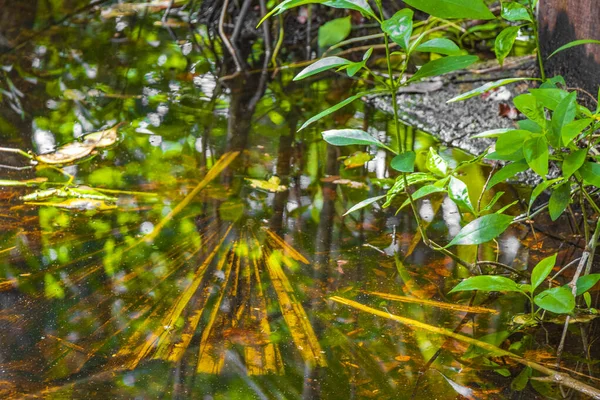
[538,0,600,99]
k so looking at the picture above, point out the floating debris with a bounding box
[245,176,287,193]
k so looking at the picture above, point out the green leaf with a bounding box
[529,88,569,110]
[562,149,586,178]
[391,151,416,172]
[531,253,557,291]
[426,148,449,177]
[294,56,351,81]
[258,0,376,27]
[549,39,600,58]
[584,292,592,307]
[534,286,575,314]
[513,94,546,127]
[575,274,600,296]
[487,160,528,189]
[472,128,513,138]
[449,275,522,293]
[448,176,475,213]
[381,9,413,50]
[402,0,494,19]
[523,135,549,177]
[318,16,352,48]
[480,191,505,212]
[415,38,461,55]
[548,183,570,221]
[343,195,386,216]
[528,178,561,213]
[322,129,393,152]
[580,162,600,188]
[511,367,532,391]
[501,2,532,22]
[408,55,478,83]
[495,130,531,161]
[299,92,366,131]
[447,78,538,103]
[495,26,520,66]
[445,213,514,247]
[384,173,438,207]
[340,48,373,77]
[561,118,593,145]
[551,91,577,147]
[517,119,543,133]
[398,184,447,210]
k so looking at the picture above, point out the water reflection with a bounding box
[0,1,591,399]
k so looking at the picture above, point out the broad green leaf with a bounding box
[398,184,446,210]
[551,91,577,147]
[523,136,549,177]
[540,75,566,89]
[415,38,461,55]
[322,129,394,152]
[580,162,600,188]
[449,275,522,293]
[501,2,532,22]
[517,119,543,133]
[480,191,505,212]
[495,26,520,66]
[258,0,375,27]
[531,253,557,291]
[575,274,600,296]
[562,149,586,178]
[344,195,385,216]
[384,173,438,207]
[408,55,478,83]
[402,0,495,20]
[487,160,528,188]
[561,118,593,145]
[448,176,475,213]
[381,9,413,50]
[549,39,600,58]
[426,148,449,177]
[318,16,352,48]
[299,92,368,131]
[529,88,569,110]
[528,178,561,213]
[343,151,372,168]
[548,183,571,221]
[391,151,416,172]
[294,56,351,81]
[447,78,538,102]
[495,130,531,158]
[511,367,533,391]
[534,286,575,314]
[445,213,514,247]
[513,94,546,127]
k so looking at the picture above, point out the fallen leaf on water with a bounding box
[25,198,117,211]
[245,176,287,192]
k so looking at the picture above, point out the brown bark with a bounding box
[538,0,600,98]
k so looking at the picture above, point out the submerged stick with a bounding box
[144,151,239,243]
[330,296,600,399]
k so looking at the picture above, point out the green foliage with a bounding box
[294,57,351,81]
[402,0,494,19]
[381,9,414,50]
[445,213,513,247]
[390,151,416,172]
[318,16,352,48]
[494,26,520,66]
[548,39,600,58]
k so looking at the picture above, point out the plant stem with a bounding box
[529,6,546,81]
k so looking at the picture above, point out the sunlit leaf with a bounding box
[480,191,505,212]
[487,160,528,189]
[294,56,351,81]
[531,253,557,291]
[449,275,522,293]
[381,9,414,50]
[495,130,531,159]
[402,0,494,19]
[25,198,118,211]
[368,291,498,313]
[448,78,538,102]
[501,2,532,22]
[343,151,372,168]
[415,38,461,55]
[534,286,575,314]
[561,118,593,145]
[318,16,352,48]
[445,213,513,247]
[523,135,549,177]
[529,88,569,110]
[343,195,386,215]
[425,147,449,177]
[549,39,600,58]
[322,129,395,152]
[495,26,520,66]
[448,176,475,213]
[562,149,586,178]
[576,274,600,296]
[258,0,376,27]
[580,162,600,188]
[471,128,513,138]
[513,94,546,127]
[548,183,570,221]
[408,55,478,83]
[551,91,577,147]
[390,151,416,172]
[384,173,438,207]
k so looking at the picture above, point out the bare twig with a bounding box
[218,0,243,72]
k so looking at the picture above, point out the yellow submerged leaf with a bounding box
[245,176,287,192]
[366,291,498,314]
[25,198,117,211]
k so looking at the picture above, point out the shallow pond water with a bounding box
[0,2,597,399]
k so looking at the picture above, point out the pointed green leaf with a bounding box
[549,39,600,58]
[402,0,494,19]
[529,88,569,110]
[551,91,577,147]
[448,78,538,102]
[415,38,461,55]
[495,26,520,66]
[511,367,533,391]
[562,149,586,178]
[391,151,416,172]
[409,55,478,83]
[299,92,366,131]
[580,162,600,188]
[294,56,351,81]
[344,195,386,216]
[548,183,571,221]
[528,178,561,213]
[258,0,376,27]
[534,286,575,314]
[523,135,549,177]
[322,129,393,152]
[487,160,528,189]
[426,148,449,177]
[318,16,352,48]
[448,176,475,213]
[495,130,531,158]
[445,213,514,247]
[513,94,546,127]
[501,2,532,22]
[575,274,600,296]
[449,275,522,293]
[481,191,505,212]
[381,9,413,50]
[531,253,557,291]
[561,118,593,145]
[398,184,447,210]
